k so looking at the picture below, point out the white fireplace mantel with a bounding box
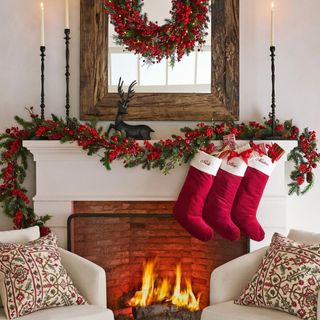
[23,140,297,250]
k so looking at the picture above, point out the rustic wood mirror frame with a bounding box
[80,0,239,121]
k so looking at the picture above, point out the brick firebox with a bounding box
[69,201,248,318]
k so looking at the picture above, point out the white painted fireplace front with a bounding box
[23,140,297,251]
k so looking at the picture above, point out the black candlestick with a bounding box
[270,46,276,136]
[64,28,71,119]
[40,46,46,120]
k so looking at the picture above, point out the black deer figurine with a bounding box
[107,78,154,140]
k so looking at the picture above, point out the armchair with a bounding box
[201,229,320,320]
[0,246,114,320]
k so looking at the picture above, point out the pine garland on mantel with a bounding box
[0,108,319,230]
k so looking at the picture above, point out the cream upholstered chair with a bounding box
[0,227,114,320]
[201,229,320,320]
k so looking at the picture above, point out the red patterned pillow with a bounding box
[235,233,320,320]
[0,233,86,319]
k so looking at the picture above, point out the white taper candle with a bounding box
[271,1,275,46]
[65,0,70,29]
[40,2,45,46]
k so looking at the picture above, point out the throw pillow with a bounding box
[0,226,40,309]
[235,232,320,320]
[0,233,86,320]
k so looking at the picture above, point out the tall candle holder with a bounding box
[270,45,276,136]
[64,28,71,119]
[40,46,46,120]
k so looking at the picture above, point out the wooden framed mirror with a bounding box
[80,0,239,121]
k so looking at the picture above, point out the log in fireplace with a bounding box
[68,201,248,319]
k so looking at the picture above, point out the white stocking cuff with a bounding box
[249,154,277,176]
[190,151,222,176]
[220,157,248,177]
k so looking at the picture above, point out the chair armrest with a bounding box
[318,292,320,320]
[210,247,268,305]
[59,248,107,308]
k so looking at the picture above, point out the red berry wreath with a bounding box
[104,0,210,65]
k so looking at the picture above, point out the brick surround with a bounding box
[70,201,248,316]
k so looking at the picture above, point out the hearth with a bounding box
[68,201,248,319]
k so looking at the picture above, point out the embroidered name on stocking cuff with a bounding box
[249,155,277,176]
[220,157,247,177]
[191,151,222,176]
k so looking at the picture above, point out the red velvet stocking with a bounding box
[173,151,222,242]
[231,154,277,241]
[203,156,248,241]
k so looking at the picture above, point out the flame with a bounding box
[271,1,275,10]
[129,258,201,311]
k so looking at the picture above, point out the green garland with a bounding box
[0,109,319,230]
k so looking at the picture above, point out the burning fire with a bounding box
[129,258,201,311]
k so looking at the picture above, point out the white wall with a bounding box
[0,0,319,233]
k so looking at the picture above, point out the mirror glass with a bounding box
[108,0,211,93]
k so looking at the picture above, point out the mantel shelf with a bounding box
[22,139,297,251]
[23,140,297,153]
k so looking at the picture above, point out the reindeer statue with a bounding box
[107,78,154,140]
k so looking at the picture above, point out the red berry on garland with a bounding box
[185,132,193,139]
[13,211,23,229]
[205,127,213,137]
[39,226,51,237]
[296,175,305,185]
[230,127,239,135]
[109,151,117,162]
[275,124,284,132]
[299,163,308,173]
[35,127,46,137]
[111,136,119,142]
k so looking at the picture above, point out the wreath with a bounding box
[104,0,210,65]
[0,109,319,232]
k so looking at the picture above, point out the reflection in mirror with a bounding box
[108,0,211,93]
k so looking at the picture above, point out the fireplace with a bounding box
[21,140,296,318]
[68,201,248,319]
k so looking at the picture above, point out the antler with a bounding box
[124,80,137,106]
[117,77,126,103]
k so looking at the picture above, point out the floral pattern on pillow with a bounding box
[235,233,320,320]
[0,233,86,320]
